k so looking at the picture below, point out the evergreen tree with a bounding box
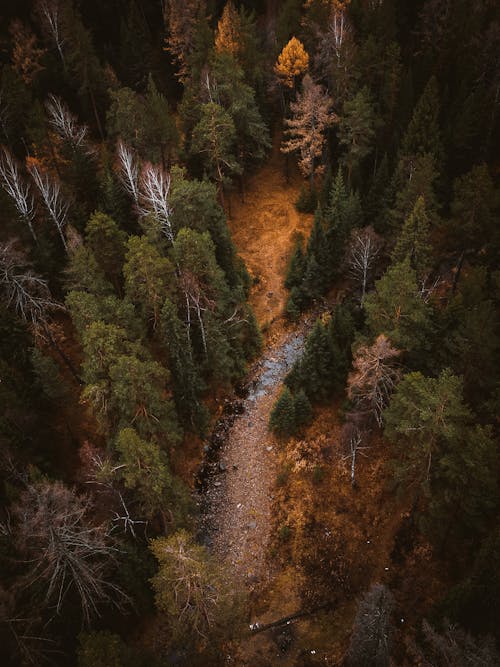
[161,298,208,434]
[294,389,313,428]
[389,153,440,232]
[391,195,432,279]
[400,75,443,164]
[338,87,377,187]
[85,212,127,291]
[364,257,433,356]
[324,167,350,280]
[269,386,296,437]
[123,235,176,329]
[285,235,306,290]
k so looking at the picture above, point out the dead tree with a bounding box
[0,147,36,240]
[138,161,174,243]
[28,162,70,250]
[116,140,140,205]
[340,421,370,488]
[34,0,66,66]
[347,226,383,304]
[348,334,401,427]
[0,240,81,382]
[45,94,88,149]
[6,480,128,624]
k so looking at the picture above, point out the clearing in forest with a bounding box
[228,134,313,329]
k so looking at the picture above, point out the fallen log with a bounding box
[249,605,330,635]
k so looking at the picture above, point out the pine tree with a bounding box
[294,389,313,428]
[85,212,127,291]
[285,235,306,290]
[215,1,241,56]
[364,257,432,355]
[391,195,432,279]
[161,298,208,434]
[324,168,350,280]
[400,75,443,164]
[338,87,377,187]
[269,386,296,437]
[143,75,179,168]
[450,164,496,253]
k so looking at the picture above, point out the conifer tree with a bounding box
[364,257,432,355]
[400,75,443,164]
[269,386,296,437]
[285,235,306,290]
[391,195,432,279]
[161,298,208,434]
[294,389,313,428]
[215,1,241,56]
[274,37,309,89]
[85,212,127,291]
[338,87,377,187]
[281,74,337,188]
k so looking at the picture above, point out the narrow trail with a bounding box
[201,135,313,586]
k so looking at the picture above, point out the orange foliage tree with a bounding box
[215,1,241,56]
[274,37,309,89]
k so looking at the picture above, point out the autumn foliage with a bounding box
[274,36,309,88]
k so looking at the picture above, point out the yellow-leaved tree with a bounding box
[274,36,309,89]
[215,0,241,56]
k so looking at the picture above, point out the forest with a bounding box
[0,0,498,665]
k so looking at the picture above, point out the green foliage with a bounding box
[364,257,433,356]
[338,87,377,186]
[400,75,443,164]
[65,245,113,296]
[293,389,313,428]
[85,212,127,289]
[269,386,296,438]
[66,291,141,340]
[115,427,187,520]
[391,195,432,278]
[389,153,440,232]
[123,236,175,329]
[161,298,208,434]
[285,235,306,290]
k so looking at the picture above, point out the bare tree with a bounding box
[138,161,174,243]
[0,147,36,240]
[281,74,338,188]
[347,226,383,304]
[6,480,127,625]
[34,0,66,66]
[348,334,401,427]
[340,421,370,488]
[45,94,88,149]
[116,140,140,205]
[28,162,70,250]
[0,240,61,327]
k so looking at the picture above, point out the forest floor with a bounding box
[227,132,313,332]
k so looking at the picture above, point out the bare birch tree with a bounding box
[116,140,140,206]
[281,74,338,187]
[340,421,369,488]
[348,334,401,427]
[45,94,88,149]
[138,161,174,243]
[28,161,70,250]
[0,147,37,240]
[34,0,66,66]
[347,226,383,304]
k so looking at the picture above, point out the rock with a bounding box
[219,462,227,472]
[247,521,257,529]
[214,481,222,487]
[266,446,273,451]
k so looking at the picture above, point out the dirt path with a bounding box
[204,328,306,584]
[228,134,313,328]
